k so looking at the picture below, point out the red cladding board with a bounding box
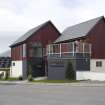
[26,23,60,58]
[86,19,105,59]
[26,22,60,47]
[59,19,105,59]
[61,44,70,52]
[11,22,60,60]
[11,45,23,60]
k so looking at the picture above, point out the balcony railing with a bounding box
[47,42,91,58]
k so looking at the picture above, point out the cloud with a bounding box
[0,0,105,53]
[0,0,105,31]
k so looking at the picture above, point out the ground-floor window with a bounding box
[96,61,102,67]
[12,62,15,66]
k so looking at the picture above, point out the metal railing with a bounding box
[47,42,91,57]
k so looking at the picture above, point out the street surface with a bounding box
[0,82,105,105]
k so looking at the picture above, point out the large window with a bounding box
[53,44,60,53]
[29,47,42,57]
[34,47,42,57]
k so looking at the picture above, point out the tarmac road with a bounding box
[0,83,105,105]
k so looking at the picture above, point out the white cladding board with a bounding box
[90,59,105,72]
[10,61,23,77]
[76,71,105,81]
[23,44,26,57]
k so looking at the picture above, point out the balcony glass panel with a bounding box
[47,42,91,58]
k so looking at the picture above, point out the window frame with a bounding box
[96,61,102,67]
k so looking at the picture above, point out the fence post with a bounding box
[48,45,50,56]
[73,42,74,56]
[60,44,62,57]
[83,43,85,57]
[89,44,92,57]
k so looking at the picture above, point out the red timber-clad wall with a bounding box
[11,44,23,61]
[26,22,60,57]
[85,18,105,59]
[61,43,70,52]
[11,21,60,60]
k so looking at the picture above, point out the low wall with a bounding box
[76,71,105,81]
[90,59,105,72]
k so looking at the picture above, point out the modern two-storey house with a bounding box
[10,21,60,79]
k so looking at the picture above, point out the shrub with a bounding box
[28,65,32,75]
[0,72,4,80]
[65,61,76,80]
[8,77,18,81]
[18,76,23,80]
[28,75,33,81]
[5,71,9,80]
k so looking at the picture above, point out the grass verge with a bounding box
[31,79,79,83]
[0,77,19,81]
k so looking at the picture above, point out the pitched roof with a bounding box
[10,21,52,47]
[55,16,104,43]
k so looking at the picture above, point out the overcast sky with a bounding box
[0,0,105,53]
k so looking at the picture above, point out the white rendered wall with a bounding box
[90,59,105,72]
[76,71,105,81]
[76,59,105,81]
[10,61,23,77]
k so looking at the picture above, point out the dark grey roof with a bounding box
[10,21,51,47]
[55,16,104,43]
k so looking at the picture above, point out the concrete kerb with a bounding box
[0,80,105,87]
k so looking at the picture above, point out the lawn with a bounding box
[31,79,79,83]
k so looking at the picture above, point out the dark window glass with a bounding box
[96,61,102,67]
[13,62,15,66]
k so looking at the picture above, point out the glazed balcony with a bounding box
[47,42,91,58]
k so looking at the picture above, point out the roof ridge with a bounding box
[10,20,51,47]
[64,16,104,31]
[26,20,51,33]
[55,16,104,43]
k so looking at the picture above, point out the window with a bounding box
[96,61,102,67]
[29,47,42,57]
[13,62,15,66]
[53,44,60,53]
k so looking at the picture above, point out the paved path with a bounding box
[0,81,105,105]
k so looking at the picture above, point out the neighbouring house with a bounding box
[0,50,11,78]
[10,21,60,79]
[47,16,105,81]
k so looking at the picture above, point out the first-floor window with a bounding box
[29,47,42,57]
[96,61,102,67]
